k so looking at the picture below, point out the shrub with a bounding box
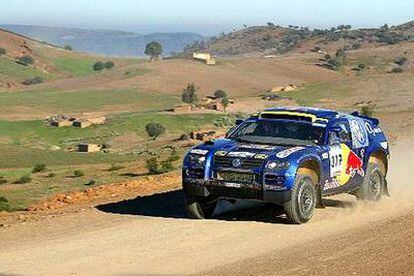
[145,123,166,139]
[357,63,366,70]
[73,170,85,178]
[32,163,47,173]
[160,160,173,172]
[104,61,114,69]
[214,89,228,98]
[0,47,6,56]
[0,176,7,184]
[390,66,403,73]
[352,42,361,50]
[17,55,34,66]
[394,57,408,66]
[15,175,32,184]
[93,61,105,71]
[64,45,73,51]
[324,54,331,60]
[108,164,124,171]
[181,83,198,104]
[47,172,56,178]
[22,76,43,85]
[361,105,375,117]
[214,115,236,127]
[146,157,159,175]
[168,148,180,162]
[0,196,10,212]
[85,179,96,186]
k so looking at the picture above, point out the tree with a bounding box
[104,61,114,69]
[145,123,166,139]
[0,47,6,56]
[335,48,347,66]
[17,55,34,66]
[64,44,73,51]
[93,61,105,71]
[145,41,162,61]
[181,83,198,104]
[214,89,227,98]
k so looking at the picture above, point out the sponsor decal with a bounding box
[380,141,388,149]
[227,151,256,158]
[239,144,277,151]
[349,119,369,148]
[276,147,305,158]
[328,143,365,188]
[190,149,209,155]
[255,154,269,159]
[214,151,227,156]
[323,179,341,190]
[365,123,383,136]
[264,184,286,191]
[322,152,329,159]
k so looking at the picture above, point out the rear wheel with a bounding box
[284,174,317,224]
[184,194,217,219]
[355,163,384,201]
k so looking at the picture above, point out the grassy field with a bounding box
[0,57,53,82]
[0,88,180,119]
[53,56,99,76]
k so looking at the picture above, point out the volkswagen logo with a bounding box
[232,158,242,167]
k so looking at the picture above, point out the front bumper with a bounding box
[183,179,292,204]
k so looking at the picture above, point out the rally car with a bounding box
[182,107,390,224]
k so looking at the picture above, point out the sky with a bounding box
[1,0,414,35]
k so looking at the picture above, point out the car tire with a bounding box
[355,162,384,201]
[184,194,217,219]
[284,174,317,224]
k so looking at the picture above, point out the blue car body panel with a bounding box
[182,107,389,204]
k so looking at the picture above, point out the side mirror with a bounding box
[235,119,244,126]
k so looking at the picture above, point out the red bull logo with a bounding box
[346,150,364,177]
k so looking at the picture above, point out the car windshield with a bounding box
[228,120,324,146]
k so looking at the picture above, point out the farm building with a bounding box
[193,52,216,65]
[77,143,101,153]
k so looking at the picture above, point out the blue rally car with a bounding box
[182,107,390,224]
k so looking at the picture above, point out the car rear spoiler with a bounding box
[350,111,379,126]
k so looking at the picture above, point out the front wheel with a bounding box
[284,174,317,224]
[355,163,384,201]
[184,194,217,219]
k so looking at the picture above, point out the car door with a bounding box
[322,119,361,194]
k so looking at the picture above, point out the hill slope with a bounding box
[185,21,414,57]
[0,25,204,57]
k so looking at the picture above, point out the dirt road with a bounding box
[1,139,413,275]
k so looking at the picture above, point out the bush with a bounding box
[0,47,6,56]
[47,172,56,178]
[146,157,159,175]
[0,196,10,212]
[360,105,375,117]
[73,170,85,178]
[145,123,166,139]
[17,55,34,66]
[108,164,124,171]
[93,61,105,71]
[15,175,32,184]
[168,148,180,162]
[214,115,236,127]
[214,89,228,98]
[357,63,366,70]
[64,45,73,51]
[85,179,96,186]
[104,61,114,69]
[390,66,403,73]
[22,76,43,85]
[32,163,47,173]
[160,160,173,172]
[0,176,7,184]
[394,57,408,66]
[181,83,198,104]
[324,54,331,60]
[352,42,361,50]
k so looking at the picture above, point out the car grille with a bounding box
[213,156,264,170]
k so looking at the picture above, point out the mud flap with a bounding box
[315,185,325,209]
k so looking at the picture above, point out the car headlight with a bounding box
[189,154,206,166]
[266,161,290,170]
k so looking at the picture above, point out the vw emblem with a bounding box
[232,158,242,167]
